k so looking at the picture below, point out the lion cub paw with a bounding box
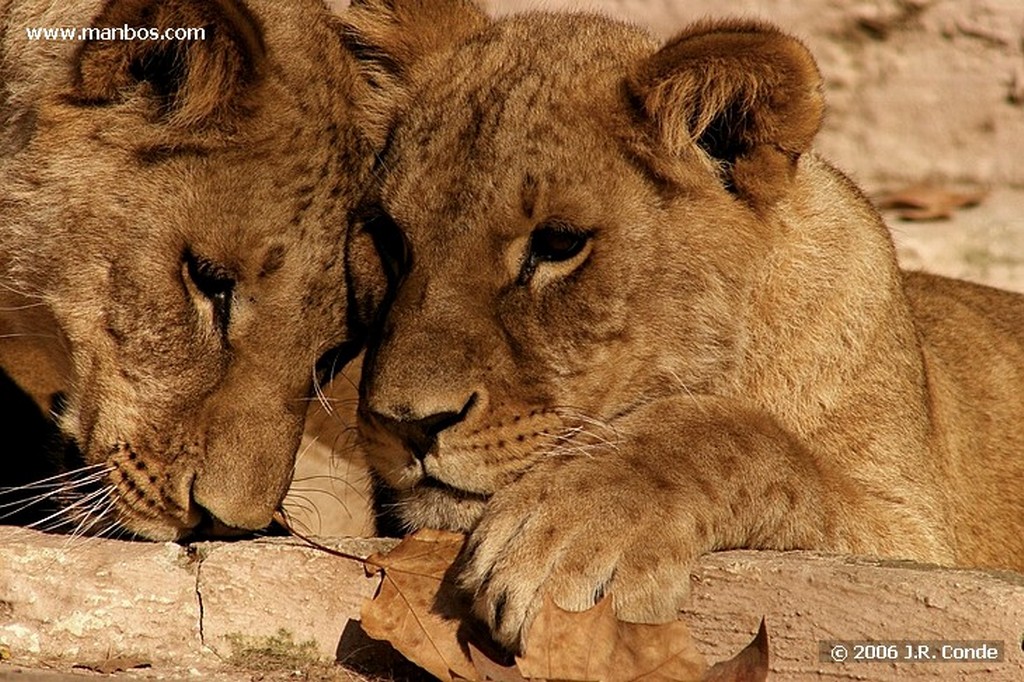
[457,459,698,651]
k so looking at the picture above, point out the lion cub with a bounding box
[0,0,391,540]
[343,0,1024,650]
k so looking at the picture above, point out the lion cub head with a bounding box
[0,0,386,540]
[344,4,826,532]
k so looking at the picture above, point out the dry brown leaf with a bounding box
[72,655,151,674]
[516,595,707,682]
[360,528,476,681]
[469,642,526,681]
[874,183,987,221]
[361,531,771,682]
[701,619,769,682]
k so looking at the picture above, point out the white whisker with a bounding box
[662,368,706,413]
[24,484,112,532]
[309,340,336,416]
[62,491,116,544]
[0,471,104,496]
[0,300,47,312]
[0,465,112,522]
[0,332,60,341]
[1,463,110,488]
[0,278,45,300]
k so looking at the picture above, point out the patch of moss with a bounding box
[224,628,321,671]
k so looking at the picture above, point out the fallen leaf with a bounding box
[701,619,769,682]
[360,528,476,681]
[72,655,151,674]
[469,642,526,682]
[360,531,771,682]
[874,184,987,221]
[517,595,707,682]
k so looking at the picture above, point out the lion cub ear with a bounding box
[70,0,265,129]
[341,0,488,85]
[628,20,824,208]
[340,0,488,145]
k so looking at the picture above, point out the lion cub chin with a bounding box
[0,0,385,540]
[342,0,1024,652]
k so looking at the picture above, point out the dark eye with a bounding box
[530,223,588,263]
[519,221,591,284]
[184,250,235,335]
[361,209,410,285]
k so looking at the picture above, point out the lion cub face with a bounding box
[1,0,379,539]
[350,9,825,533]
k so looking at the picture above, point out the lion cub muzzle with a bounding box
[368,393,478,461]
[97,406,301,541]
[358,374,585,533]
[359,390,477,488]
[105,444,204,538]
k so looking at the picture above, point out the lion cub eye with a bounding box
[361,209,410,285]
[184,250,235,335]
[519,221,591,284]
[531,224,588,262]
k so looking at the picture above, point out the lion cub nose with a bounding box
[373,394,477,460]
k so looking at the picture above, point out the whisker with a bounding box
[0,473,107,509]
[25,484,113,532]
[0,467,111,518]
[285,485,362,518]
[281,496,325,534]
[53,499,118,556]
[544,408,624,456]
[63,490,116,542]
[289,473,368,488]
[0,484,86,516]
[337,361,362,392]
[98,519,133,542]
[0,332,61,341]
[0,465,110,495]
[313,378,332,415]
[551,408,621,439]
[73,500,117,539]
[0,300,47,312]
[309,340,336,416]
[290,395,359,406]
[0,278,45,300]
[662,368,706,413]
[85,496,122,539]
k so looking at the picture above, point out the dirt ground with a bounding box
[294,0,1024,538]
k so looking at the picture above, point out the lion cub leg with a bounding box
[457,394,938,652]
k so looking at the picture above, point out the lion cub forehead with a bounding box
[465,14,650,93]
[480,12,656,63]
[383,13,657,231]
[407,12,654,116]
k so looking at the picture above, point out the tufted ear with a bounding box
[628,20,824,208]
[70,0,265,129]
[339,0,488,148]
[340,0,488,87]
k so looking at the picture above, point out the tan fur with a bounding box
[0,0,380,540]
[344,3,1024,652]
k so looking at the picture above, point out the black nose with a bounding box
[379,393,476,460]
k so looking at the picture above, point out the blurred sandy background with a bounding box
[291,0,1024,536]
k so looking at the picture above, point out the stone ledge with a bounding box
[1,527,1021,680]
[683,551,1024,680]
